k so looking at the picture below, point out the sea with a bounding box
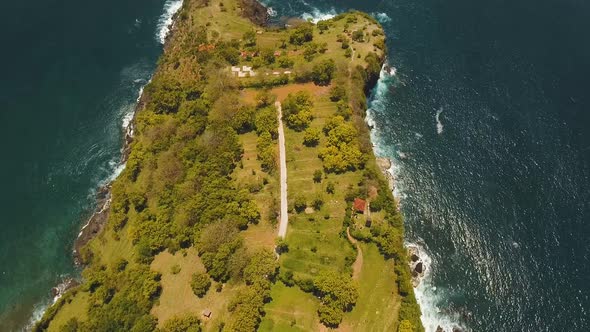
[0,0,589,330]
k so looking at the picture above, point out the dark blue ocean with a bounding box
[0,0,182,329]
[265,0,590,330]
[0,0,589,330]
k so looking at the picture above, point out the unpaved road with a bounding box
[276,101,289,238]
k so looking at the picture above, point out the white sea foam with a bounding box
[156,0,184,44]
[436,107,444,134]
[409,243,466,332]
[267,7,277,17]
[374,12,392,23]
[301,8,337,23]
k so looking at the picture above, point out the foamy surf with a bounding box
[408,243,466,332]
[156,0,183,44]
[301,8,337,23]
[374,12,392,23]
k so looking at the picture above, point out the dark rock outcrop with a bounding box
[239,0,269,26]
[415,262,424,274]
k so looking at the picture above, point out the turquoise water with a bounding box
[0,0,176,329]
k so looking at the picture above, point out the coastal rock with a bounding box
[436,327,444,332]
[51,278,80,301]
[411,253,420,262]
[239,0,269,26]
[414,262,424,274]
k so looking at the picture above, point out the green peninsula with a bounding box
[35,0,423,331]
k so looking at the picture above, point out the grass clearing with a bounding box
[46,291,89,332]
[259,281,319,332]
[340,243,400,331]
[150,247,238,331]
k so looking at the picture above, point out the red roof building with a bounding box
[353,198,366,213]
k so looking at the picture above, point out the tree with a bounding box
[278,56,294,68]
[303,127,321,147]
[352,30,364,42]
[275,238,289,254]
[243,30,257,47]
[191,273,211,297]
[314,271,358,309]
[317,20,330,33]
[318,303,344,327]
[261,48,276,65]
[313,169,323,183]
[282,91,314,131]
[303,42,319,61]
[255,90,276,109]
[312,59,336,86]
[243,249,279,285]
[329,86,347,102]
[232,105,256,133]
[289,24,314,45]
[162,315,201,332]
[313,271,358,327]
[255,107,278,138]
[336,100,352,120]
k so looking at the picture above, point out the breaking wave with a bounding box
[156,0,184,44]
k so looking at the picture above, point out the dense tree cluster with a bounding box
[313,271,358,327]
[319,116,365,173]
[282,91,314,131]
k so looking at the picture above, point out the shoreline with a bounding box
[367,64,465,332]
[28,1,186,328]
[45,0,272,313]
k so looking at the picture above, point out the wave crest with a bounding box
[156,0,184,44]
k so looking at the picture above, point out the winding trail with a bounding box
[346,227,363,280]
[276,101,289,238]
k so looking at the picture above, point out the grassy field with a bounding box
[340,243,401,331]
[150,247,242,331]
[259,282,320,332]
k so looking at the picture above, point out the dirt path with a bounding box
[346,227,363,280]
[276,101,289,238]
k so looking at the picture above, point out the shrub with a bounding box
[170,264,181,275]
[352,30,364,42]
[329,86,347,102]
[275,238,289,254]
[326,182,335,194]
[294,195,307,213]
[312,196,324,210]
[313,170,323,183]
